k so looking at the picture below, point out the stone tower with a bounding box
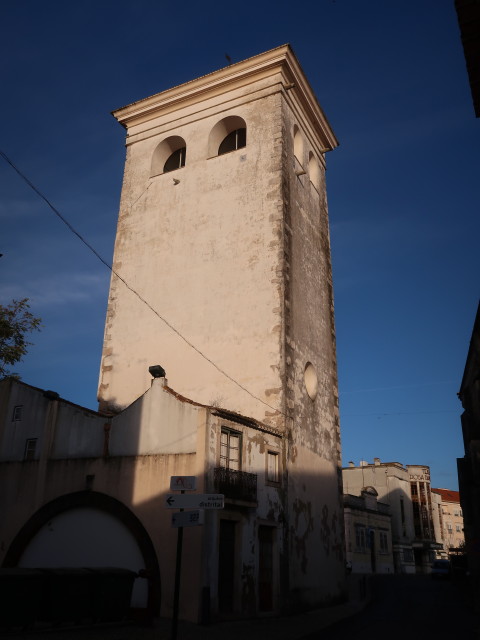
[100,44,344,606]
[100,43,339,426]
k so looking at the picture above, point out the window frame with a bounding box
[12,405,23,421]
[354,524,366,552]
[217,127,246,156]
[163,146,186,173]
[266,450,280,484]
[24,438,37,461]
[220,427,242,471]
[379,530,389,553]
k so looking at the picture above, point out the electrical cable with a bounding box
[0,149,287,417]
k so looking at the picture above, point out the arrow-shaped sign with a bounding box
[164,493,224,510]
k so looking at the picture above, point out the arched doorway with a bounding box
[3,491,160,617]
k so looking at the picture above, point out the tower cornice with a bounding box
[112,44,338,151]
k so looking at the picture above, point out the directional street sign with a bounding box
[172,510,204,528]
[165,493,224,509]
[170,476,196,491]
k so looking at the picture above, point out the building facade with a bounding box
[406,465,443,568]
[343,460,416,573]
[1,47,346,624]
[432,488,465,552]
[343,459,444,573]
[1,375,344,622]
[343,488,394,574]
[97,45,345,611]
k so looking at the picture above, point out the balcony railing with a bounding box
[213,467,257,503]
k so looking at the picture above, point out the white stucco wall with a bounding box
[18,507,147,607]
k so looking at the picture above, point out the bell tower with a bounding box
[99,44,340,452]
[100,44,345,605]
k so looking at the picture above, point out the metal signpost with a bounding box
[169,476,223,640]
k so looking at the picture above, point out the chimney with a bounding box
[349,461,355,468]
[374,457,381,466]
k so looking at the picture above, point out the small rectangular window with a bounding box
[24,438,37,461]
[379,531,389,553]
[403,548,414,563]
[267,451,279,483]
[355,525,366,551]
[12,405,23,421]
[456,524,461,532]
[220,428,241,471]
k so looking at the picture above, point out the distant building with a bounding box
[343,459,415,573]
[432,488,465,552]
[406,465,443,567]
[343,488,394,574]
[343,459,443,573]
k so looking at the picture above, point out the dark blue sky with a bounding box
[1,0,478,489]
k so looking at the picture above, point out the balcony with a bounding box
[213,467,257,503]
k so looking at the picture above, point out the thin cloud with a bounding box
[0,271,109,308]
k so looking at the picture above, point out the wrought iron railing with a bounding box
[214,467,257,503]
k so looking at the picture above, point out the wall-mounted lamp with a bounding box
[149,365,166,378]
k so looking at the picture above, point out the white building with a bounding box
[432,488,465,552]
[343,460,444,573]
[1,46,346,624]
[343,488,394,574]
[343,460,416,573]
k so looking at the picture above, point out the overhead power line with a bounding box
[0,149,286,417]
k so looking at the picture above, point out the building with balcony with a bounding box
[1,46,346,625]
[0,375,286,622]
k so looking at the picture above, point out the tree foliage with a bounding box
[0,298,41,378]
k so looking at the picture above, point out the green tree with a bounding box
[0,298,41,378]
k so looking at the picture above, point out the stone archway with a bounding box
[3,491,161,618]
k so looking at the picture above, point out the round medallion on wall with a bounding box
[304,362,318,400]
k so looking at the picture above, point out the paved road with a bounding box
[306,574,479,639]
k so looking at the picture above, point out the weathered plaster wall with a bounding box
[279,90,344,606]
[0,453,204,620]
[342,465,416,544]
[343,506,394,574]
[0,380,105,462]
[99,81,286,425]
[0,380,210,622]
[203,413,285,615]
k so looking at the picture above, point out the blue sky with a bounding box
[1,1,478,490]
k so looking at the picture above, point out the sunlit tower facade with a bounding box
[99,45,345,605]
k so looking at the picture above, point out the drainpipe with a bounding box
[34,390,59,509]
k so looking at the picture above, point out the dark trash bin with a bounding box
[87,567,137,622]
[39,567,93,625]
[0,568,44,629]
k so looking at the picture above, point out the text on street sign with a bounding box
[172,510,204,528]
[165,493,224,510]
